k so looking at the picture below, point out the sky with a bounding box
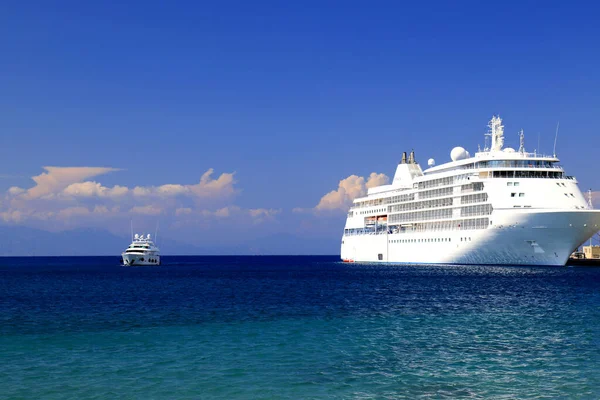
[1,1,599,251]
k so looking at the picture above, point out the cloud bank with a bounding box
[0,167,391,250]
[295,172,389,214]
[0,166,276,228]
[19,167,120,199]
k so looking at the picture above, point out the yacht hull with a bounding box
[341,210,600,266]
[122,253,161,266]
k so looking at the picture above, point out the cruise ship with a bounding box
[341,116,600,266]
[122,234,160,266]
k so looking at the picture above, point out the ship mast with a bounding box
[588,189,594,247]
[486,115,505,152]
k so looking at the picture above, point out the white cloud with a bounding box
[365,172,389,189]
[1,210,26,223]
[3,166,239,223]
[248,208,281,224]
[156,184,189,196]
[249,208,280,218]
[130,205,163,215]
[130,169,237,199]
[214,206,237,217]
[8,167,236,202]
[63,182,129,198]
[314,173,389,212]
[93,205,110,214]
[0,166,283,234]
[175,207,192,216]
[21,167,120,199]
[8,187,25,196]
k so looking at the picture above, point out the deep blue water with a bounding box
[1,256,599,399]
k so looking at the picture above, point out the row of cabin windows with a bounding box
[417,176,454,190]
[419,187,454,200]
[351,180,486,210]
[387,193,415,204]
[461,193,488,204]
[491,170,563,178]
[478,160,557,168]
[389,204,493,223]
[389,237,473,244]
[389,197,454,213]
[344,218,490,236]
[354,183,480,213]
[390,238,452,243]
[390,209,453,223]
[358,208,386,215]
[353,193,415,208]
[461,204,493,217]
[461,182,485,192]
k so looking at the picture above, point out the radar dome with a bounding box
[427,158,435,167]
[503,147,516,153]
[450,147,469,161]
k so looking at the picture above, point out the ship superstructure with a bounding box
[341,116,600,266]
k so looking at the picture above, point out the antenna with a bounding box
[155,221,159,244]
[518,129,525,153]
[553,122,559,157]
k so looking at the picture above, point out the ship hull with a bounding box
[341,210,600,266]
[122,253,161,266]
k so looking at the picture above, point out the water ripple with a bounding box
[0,256,599,399]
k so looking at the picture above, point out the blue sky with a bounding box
[1,1,599,250]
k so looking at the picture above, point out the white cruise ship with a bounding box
[341,116,600,266]
[122,234,161,266]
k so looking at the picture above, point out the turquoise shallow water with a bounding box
[1,256,599,399]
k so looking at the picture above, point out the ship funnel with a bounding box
[401,152,407,164]
[409,150,416,164]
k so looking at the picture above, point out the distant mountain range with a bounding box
[0,226,338,256]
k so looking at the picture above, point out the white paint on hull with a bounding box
[122,253,161,266]
[341,210,600,266]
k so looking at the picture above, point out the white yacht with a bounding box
[122,234,161,266]
[341,115,600,266]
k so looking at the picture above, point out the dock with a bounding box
[566,258,600,267]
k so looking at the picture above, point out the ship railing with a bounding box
[344,229,391,236]
[475,151,558,159]
[476,164,563,170]
[344,224,489,236]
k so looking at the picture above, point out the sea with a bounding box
[0,256,599,399]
